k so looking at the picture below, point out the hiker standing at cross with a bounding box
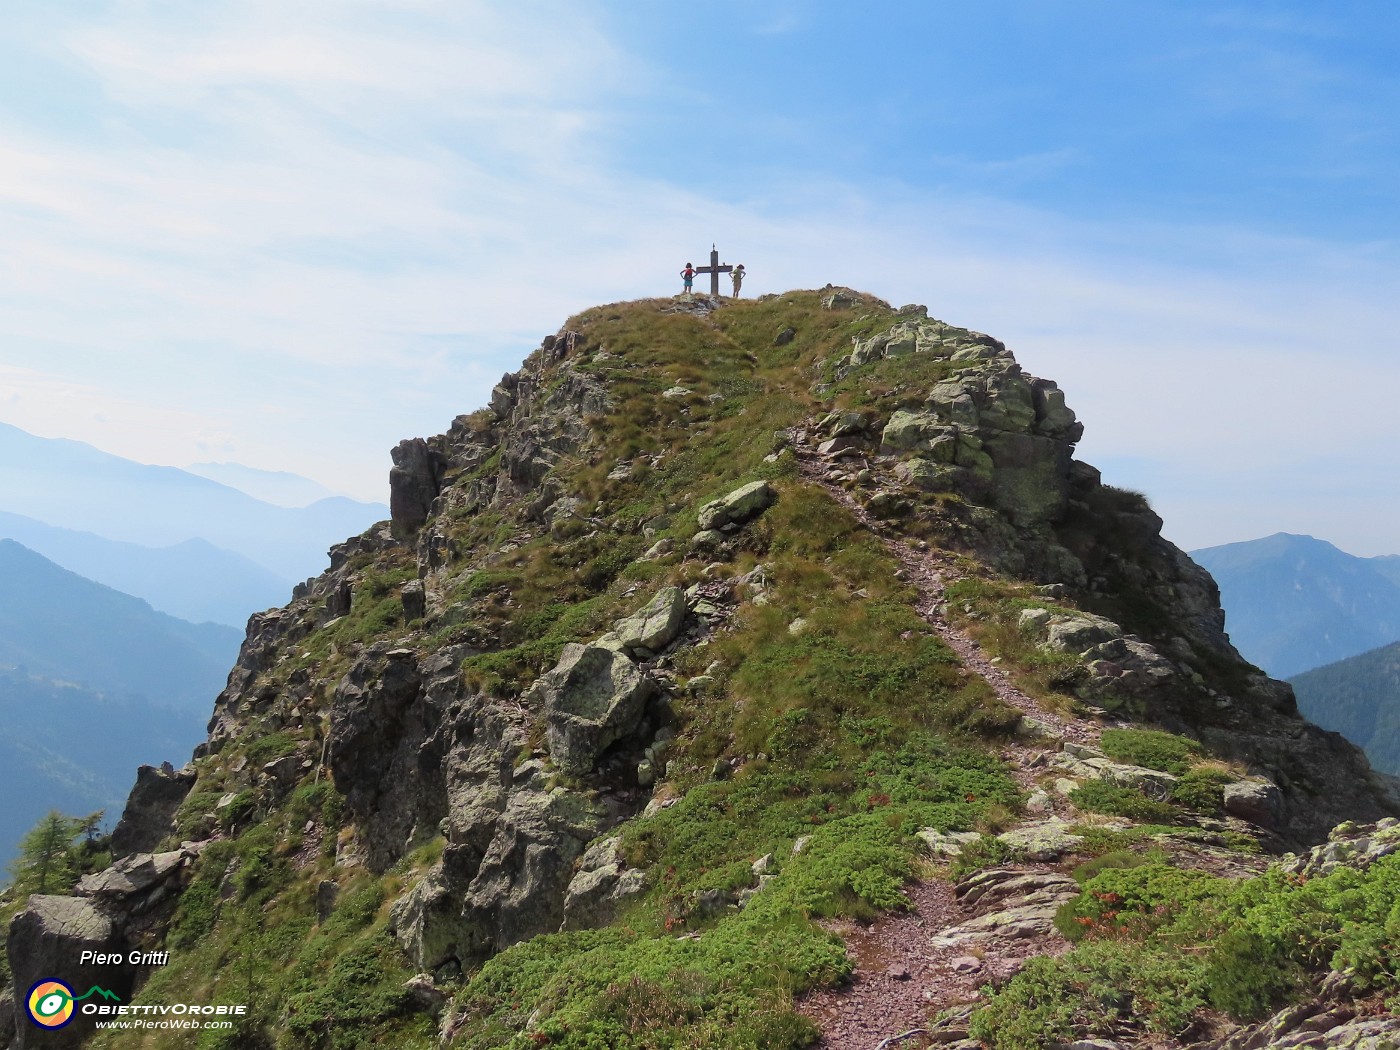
[695,245,732,297]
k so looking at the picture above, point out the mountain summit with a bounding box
[6,290,1399,1050]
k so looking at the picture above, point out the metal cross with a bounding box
[695,244,732,297]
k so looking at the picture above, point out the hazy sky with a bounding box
[2,2,1399,554]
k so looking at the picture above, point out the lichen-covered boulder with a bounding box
[612,587,687,654]
[531,644,656,775]
[696,481,777,531]
[996,818,1085,860]
[1043,613,1123,654]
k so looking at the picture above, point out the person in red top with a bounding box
[680,262,695,297]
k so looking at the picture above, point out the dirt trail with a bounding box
[791,437,1098,747]
[788,432,1096,1047]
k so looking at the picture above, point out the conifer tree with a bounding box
[8,811,82,895]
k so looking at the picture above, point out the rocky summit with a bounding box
[5,289,1400,1050]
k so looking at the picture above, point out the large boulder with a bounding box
[1222,778,1284,829]
[531,644,656,775]
[696,481,777,531]
[612,587,687,654]
[110,763,196,858]
[6,896,132,1050]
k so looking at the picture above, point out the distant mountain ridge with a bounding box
[184,461,341,508]
[0,422,388,580]
[1291,642,1400,776]
[1190,532,1400,678]
[0,539,240,713]
[0,540,236,873]
[0,510,290,628]
[0,667,199,878]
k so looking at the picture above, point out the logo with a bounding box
[26,979,121,1029]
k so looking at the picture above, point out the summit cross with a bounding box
[695,245,732,297]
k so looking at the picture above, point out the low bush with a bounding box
[1099,728,1200,775]
[1068,780,1177,824]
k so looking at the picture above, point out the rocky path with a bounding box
[790,434,1098,749]
[788,431,1099,1048]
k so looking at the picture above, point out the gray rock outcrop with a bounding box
[561,837,648,930]
[110,763,196,858]
[1199,1001,1400,1049]
[389,437,446,534]
[531,644,656,776]
[391,786,603,972]
[6,896,131,1050]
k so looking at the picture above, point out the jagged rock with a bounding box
[328,645,426,866]
[774,326,796,345]
[933,867,1079,946]
[531,644,656,775]
[996,818,1084,860]
[1198,1001,1400,1049]
[817,410,869,437]
[489,378,515,420]
[613,587,687,654]
[390,437,446,533]
[696,481,777,531]
[110,762,196,858]
[392,787,602,969]
[6,896,132,1049]
[402,579,426,621]
[1282,817,1400,879]
[75,848,189,900]
[1223,778,1284,829]
[560,838,648,931]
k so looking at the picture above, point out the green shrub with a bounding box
[1069,780,1177,823]
[1069,849,1152,884]
[1056,862,1227,942]
[968,939,1205,1049]
[1099,728,1200,775]
[1172,767,1233,815]
[1201,930,1302,1020]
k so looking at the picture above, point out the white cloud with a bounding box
[2,1,1400,554]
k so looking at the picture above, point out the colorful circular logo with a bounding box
[27,979,76,1029]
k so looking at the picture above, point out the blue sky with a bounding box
[1,2,1399,553]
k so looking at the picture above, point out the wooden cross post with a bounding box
[695,244,732,297]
